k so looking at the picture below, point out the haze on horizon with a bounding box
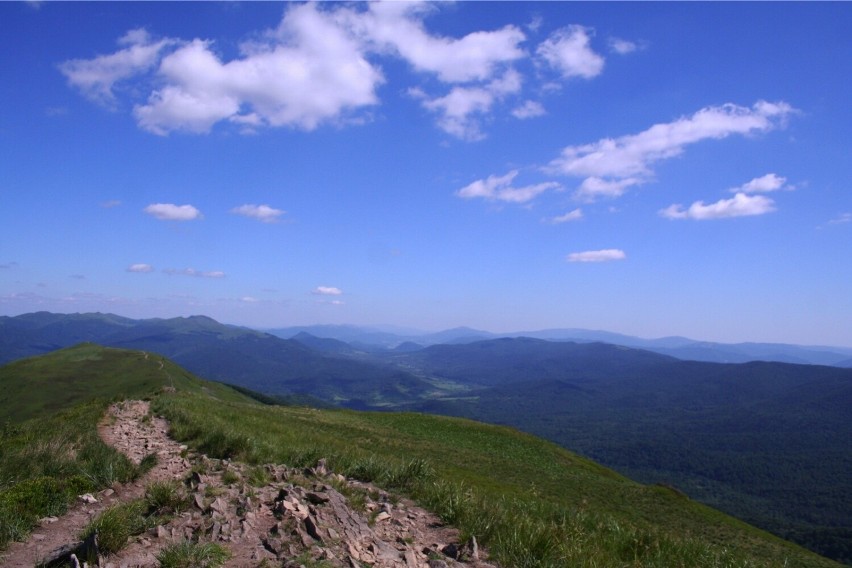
[1,2,850,347]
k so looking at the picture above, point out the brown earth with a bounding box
[0,400,499,568]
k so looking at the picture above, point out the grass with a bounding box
[156,540,230,568]
[153,392,842,568]
[0,400,144,550]
[145,479,190,515]
[79,499,153,556]
[0,344,254,553]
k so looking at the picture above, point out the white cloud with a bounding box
[163,268,226,278]
[101,200,122,208]
[231,204,285,223]
[134,4,383,135]
[828,212,852,225]
[512,100,546,119]
[457,170,560,204]
[312,286,343,296]
[608,37,638,55]
[350,2,526,83]
[418,69,522,140]
[537,26,605,79]
[567,249,626,263]
[127,263,154,273]
[660,193,776,220]
[60,29,173,105]
[546,209,583,224]
[575,176,642,201]
[730,173,789,193]
[550,101,795,201]
[144,203,202,221]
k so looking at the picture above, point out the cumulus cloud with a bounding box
[567,249,626,263]
[60,29,173,105]
[660,193,776,220]
[457,170,560,204]
[549,101,795,201]
[349,2,525,83]
[729,173,790,193]
[416,69,522,140]
[231,204,285,223]
[512,100,546,119]
[537,26,605,79]
[312,286,343,296]
[163,268,225,278]
[144,203,202,221]
[135,4,384,135]
[63,5,618,140]
[127,263,154,273]
[546,209,583,224]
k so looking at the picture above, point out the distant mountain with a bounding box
[267,322,852,366]
[0,312,435,405]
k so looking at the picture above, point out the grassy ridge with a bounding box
[0,343,249,424]
[154,392,840,567]
[0,344,253,551]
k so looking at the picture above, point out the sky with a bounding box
[1,2,851,347]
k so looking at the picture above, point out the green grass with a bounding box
[156,540,230,568]
[79,499,154,556]
[153,392,842,568]
[0,400,143,550]
[0,343,250,424]
[0,344,254,552]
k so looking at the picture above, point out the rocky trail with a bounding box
[1,400,498,568]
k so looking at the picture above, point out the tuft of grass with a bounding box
[79,499,152,555]
[145,480,189,515]
[246,465,271,487]
[156,540,231,568]
[220,468,240,485]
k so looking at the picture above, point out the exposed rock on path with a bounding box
[1,400,499,568]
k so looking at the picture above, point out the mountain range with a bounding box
[1,311,850,563]
[269,323,852,366]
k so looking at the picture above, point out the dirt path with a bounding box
[1,401,497,568]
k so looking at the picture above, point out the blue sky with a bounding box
[1,2,851,346]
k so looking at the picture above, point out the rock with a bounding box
[304,515,323,541]
[463,536,479,561]
[79,493,98,504]
[442,542,459,559]
[374,511,391,523]
[428,560,449,568]
[305,491,330,505]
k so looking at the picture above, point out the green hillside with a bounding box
[154,392,841,567]
[0,342,248,423]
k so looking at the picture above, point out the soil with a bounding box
[0,400,499,568]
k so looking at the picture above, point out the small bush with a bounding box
[156,540,231,568]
